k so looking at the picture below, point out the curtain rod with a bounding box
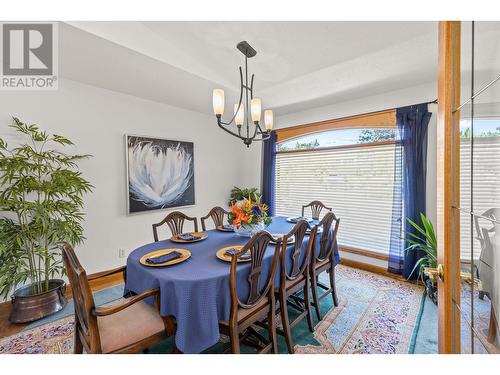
[351,98,438,119]
[394,98,438,111]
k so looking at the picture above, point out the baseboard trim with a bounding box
[340,258,406,282]
[339,245,389,261]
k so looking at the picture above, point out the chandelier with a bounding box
[212,41,273,147]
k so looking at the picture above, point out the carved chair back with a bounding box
[62,243,101,353]
[474,208,500,249]
[281,220,317,283]
[152,211,199,241]
[314,211,340,262]
[474,208,500,294]
[301,200,332,220]
[229,231,281,312]
[201,206,229,231]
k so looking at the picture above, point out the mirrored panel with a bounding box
[457,20,500,353]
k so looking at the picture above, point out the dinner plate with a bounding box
[216,246,251,263]
[216,225,234,232]
[286,217,313,224]
[269,234,296,245]
[139,248,191,267]
[170,232,208,243]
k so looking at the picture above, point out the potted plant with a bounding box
[405,213,438,304]
[0,118,93,323]
[228,194,272,237]
[228,186,260,207]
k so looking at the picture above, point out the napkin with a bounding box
[178,233,199,241]
[222,225,234,230]
[146,251,182,264]
[288,216,309,223]
[225,248,251,260]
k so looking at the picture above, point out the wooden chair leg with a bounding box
[329,264,339,307]
[73,323,83,354]
[487,305,498,344]
[229,324,241,354]
[304,276,314,333]
[310,269,322,321]
[268,296,279,354]
[279,291,294,353]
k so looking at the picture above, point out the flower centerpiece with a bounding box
[228,194,272,237]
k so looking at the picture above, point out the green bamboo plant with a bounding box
[0,118,93,298]
[405,213,438,282]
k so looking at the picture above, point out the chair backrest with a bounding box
[152,211,199,241]
[315,211,340,262]
[62,243,101,353]
[301,200,332,220]
[230,231,281,310]
[201,206,229,231]
[281,220,317,282]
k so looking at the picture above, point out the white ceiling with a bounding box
[59,21,500,116]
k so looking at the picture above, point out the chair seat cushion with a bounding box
[97,299,166,353]
[285,276,306,292]
[314,258,331,272]
[220,298,269,325]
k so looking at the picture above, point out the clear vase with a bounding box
[234,222,265,237]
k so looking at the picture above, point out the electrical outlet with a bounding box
[118,248,126,258]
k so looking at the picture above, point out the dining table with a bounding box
[125,215,340,353]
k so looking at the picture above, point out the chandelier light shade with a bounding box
[264,110,273,131]
[250,98,262,122]
[234,103,244,126]
[211,41,273,147]
[212,89,225,115]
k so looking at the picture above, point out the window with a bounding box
[459,118,500,261]
[274,128,398,255]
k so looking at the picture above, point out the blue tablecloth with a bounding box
[125,216,340,353]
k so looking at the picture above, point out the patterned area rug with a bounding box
[0,316,74,354]
[295,265,425,354]
[0,265,425,354]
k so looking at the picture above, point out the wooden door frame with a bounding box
[437,20,461,354]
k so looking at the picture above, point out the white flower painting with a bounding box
[126,136,195,213]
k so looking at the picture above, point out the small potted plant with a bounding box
[0,118,93,322]
[228,192,272,237]
[405,213,438,304]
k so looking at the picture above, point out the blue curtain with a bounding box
[388,139,404,273]
[262,131,276,216]
[388,103,431,278]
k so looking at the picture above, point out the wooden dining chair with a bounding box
[276,220,317,353]
[218,231,281,354]
[62,243,175,354]
[310,211,340,320]
[152,211,199,241]
[301,200,332,220]
[200,206,230,231]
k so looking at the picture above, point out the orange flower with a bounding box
[231,204,240,216]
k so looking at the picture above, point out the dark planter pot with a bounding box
[9,279,67,323]
[425,279,438,305]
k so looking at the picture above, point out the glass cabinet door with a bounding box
[456,21,500,354]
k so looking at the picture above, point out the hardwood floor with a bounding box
[0,272,124,339]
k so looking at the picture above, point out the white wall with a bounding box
[0,78,248,276]
[0,77,439,284]
[265,82,439,266]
